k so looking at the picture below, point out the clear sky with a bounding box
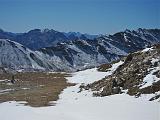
[0,0,159,34]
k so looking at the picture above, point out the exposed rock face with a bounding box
[0,67,6,74]
[86,44,160,100]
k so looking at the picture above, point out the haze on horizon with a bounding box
[0,0,159,35]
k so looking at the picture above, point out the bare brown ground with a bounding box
[0,72,75,107]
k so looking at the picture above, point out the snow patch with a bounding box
[67,61,124,84]
[141,47,153,52]
[0,89,14,94]
[66,68,107,84]
[140,67,160,89]
[0,79,6,82]
[123,33,128,42]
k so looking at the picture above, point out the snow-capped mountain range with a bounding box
[0,28,160,72]
[0,29,98,50]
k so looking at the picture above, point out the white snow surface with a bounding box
[0,89,14,94]
[140,68,160,89]
[140,58,160,89]
[0,61,159,120]
[124,33,128,42]
[66,68,107,84]
[67,60,124,84]
[141,47,153,52]
[0,79,6,82]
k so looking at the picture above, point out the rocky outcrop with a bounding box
[85,44,160,100]
[0,67,6,74]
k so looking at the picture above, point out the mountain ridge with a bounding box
[0,28,98,50]
[0,28,160,72]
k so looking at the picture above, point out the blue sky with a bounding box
[0,0,159,34]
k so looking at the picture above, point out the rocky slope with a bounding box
[0,39,58,71]
[37,39,126,71]
[84,44,160,101]
[97,28,160,53]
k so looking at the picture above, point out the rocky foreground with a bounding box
[0,67,158,120]
[83,44,160,101]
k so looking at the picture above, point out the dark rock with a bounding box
[112,87,121,94]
